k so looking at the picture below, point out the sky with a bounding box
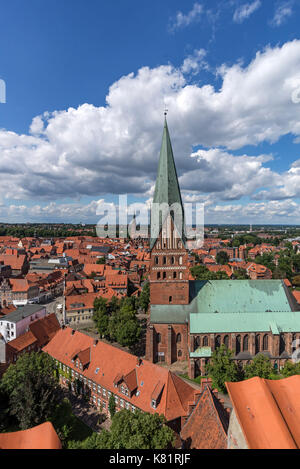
[0,0,300,225]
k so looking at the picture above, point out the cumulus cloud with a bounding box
[169,3,203,31]
[0,40,300,222]
[233,0,261,23]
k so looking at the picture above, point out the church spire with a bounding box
[150,116,185,249]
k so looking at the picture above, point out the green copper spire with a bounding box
[150,116,185,249]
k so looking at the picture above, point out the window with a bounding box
[176,333,181,343]
[157,333,161,344]
[179,256,183,265]
[236,335,241,354]
[157,272,161,280]
[155,257,159,265]
[171,257,175,265]
[243,335,249,351]
[97,386,101,394]
[203,336,208,347]
[263,334,269,351]
[163,272,166,279]
[178,350,182,358]
[224,335,229,348]
[151,399,157,409]
[215,335,221,349]
[120,399,124,407]
[255,335,260,354]
[173,271,177,279]
[169,296,172,303]
[163,256,166,265]
[102,388,106,397]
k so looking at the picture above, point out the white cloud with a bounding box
[233,0,261,23]
[181,49,209,75]
[271,1,293,26]
[169,3,203,31]
[0,40,300,222]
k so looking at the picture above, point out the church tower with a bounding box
[149,116,189,305]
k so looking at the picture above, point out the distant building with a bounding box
[0,304,46,342]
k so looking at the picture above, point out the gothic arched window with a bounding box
[176,333,181,343]
[236,335,241,354]
[215,335,221,349]
[243,335,249,351]
[255,334,260,354]
[224,335,229,348]
[263,334,269,351]
[203,336,208,347]
[156,333,161,344]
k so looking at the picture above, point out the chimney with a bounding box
[93,339,98,347]
[71,329,75,335]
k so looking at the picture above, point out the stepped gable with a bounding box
[180,378,229,449]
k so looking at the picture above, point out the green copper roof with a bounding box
[150,280,297,331]
[150,117,185,249]
[150,304,189,324]
[193,280,292,314]
[189,312,300,334]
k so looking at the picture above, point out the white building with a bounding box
[0,304,47,342]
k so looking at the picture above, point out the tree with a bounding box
[139,281,150,312]
[0,352,60,430]
[206,345,240,393]
[233,268,248,280]
[244,354,274,380]
[281,360,300,377]
[190,265,229,281]
[216,251,230,265]
[96,257,106,265]
[108,394,116,419]
[115,303,141,348]
[93,297,110,339]
[96,410,175,449]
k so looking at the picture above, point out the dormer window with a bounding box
[151,399,157,409]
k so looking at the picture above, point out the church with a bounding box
[145,116,300,379]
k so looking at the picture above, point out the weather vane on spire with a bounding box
[164,106,168,117]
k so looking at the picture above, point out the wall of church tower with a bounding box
[150,215,190,305]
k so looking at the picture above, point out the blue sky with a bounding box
[0,0,300,224]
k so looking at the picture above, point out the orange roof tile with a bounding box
[43,328,197,421]
[0,422,61,449]
[226,376,300,449]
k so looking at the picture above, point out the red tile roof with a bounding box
[226,376,300,449]
[43,327,198,421]
[29,313,61,347]
[0,422,61,449]
[180,379,229,449]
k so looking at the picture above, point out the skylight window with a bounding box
[95,368,100,374]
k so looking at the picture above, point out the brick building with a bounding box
[145,118,300,376]
[43,327,199,432]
